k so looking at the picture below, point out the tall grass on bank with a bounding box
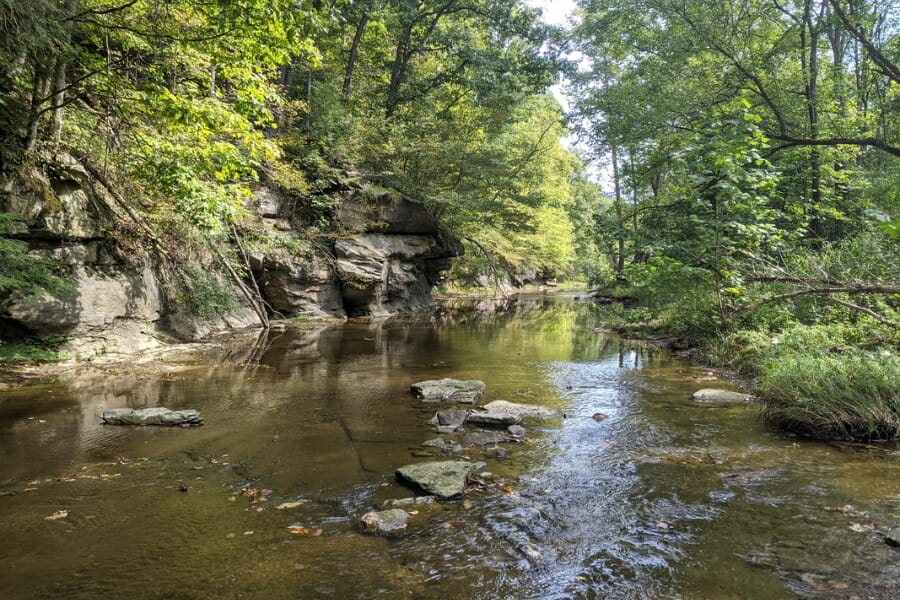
[758,353,900,441]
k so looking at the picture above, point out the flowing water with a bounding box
[0,296,897,599]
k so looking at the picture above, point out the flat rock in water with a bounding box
[466,411,522,427]
[464,431,508,447]
[396,461,475,498]
[482,400,561,419]
[692,389,752,404]
[411,379,485,404]
[102,407,203,426]
[360,509,409,534]
[428,409,468,430]
[422,437,446,448]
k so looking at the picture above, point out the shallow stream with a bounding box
[0,296,897,598]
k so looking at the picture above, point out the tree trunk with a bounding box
[802,0,825,236]
[50,54,67,146]
[25,66,51,152]
[387,28,412,117]
[343,12,370,98]
[610,143,625,275]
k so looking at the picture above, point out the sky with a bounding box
[524,0,611,186]
[525,0,578,27]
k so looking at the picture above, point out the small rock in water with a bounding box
[422,438,446,448]
[487,446,507,459]
[410,379,485,404]
[886,526,900,547]
[102,407,203,427]
[360,509,410,534]
[507,425,526,438]
[592,412,607,422]
[429,409,468,431]
[442,442,464,455]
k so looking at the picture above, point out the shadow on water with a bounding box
[0,295,897,598]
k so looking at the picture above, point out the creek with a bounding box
[0,296,897,598]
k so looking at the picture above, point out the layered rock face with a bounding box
[0,156,173,355]
[0,158,461,355]
[252,185,462,318]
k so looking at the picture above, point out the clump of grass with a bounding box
[759,352,900,441]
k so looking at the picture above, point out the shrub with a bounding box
[174,266,238,318]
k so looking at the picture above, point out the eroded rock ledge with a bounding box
[0,156,462,358]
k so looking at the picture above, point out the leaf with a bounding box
[275,500,307,510]
[44,510,68,521]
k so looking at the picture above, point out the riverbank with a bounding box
[589,294,900,443]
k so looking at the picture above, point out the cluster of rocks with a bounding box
[360,378,561,535]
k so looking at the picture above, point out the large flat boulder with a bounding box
[395,460,475,498]
[102,407,203,426]
[411,379,485,404]
[481,400,561,420]
[466,411,522,427]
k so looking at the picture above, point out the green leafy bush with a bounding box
[0,213,71,300]
[174,266,238,318]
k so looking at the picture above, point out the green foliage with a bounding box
[0,336,68,364]
[174,266,238,319]
[0,213,71,300]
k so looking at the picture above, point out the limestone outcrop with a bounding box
[0,159,462,357]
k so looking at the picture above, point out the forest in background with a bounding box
[0,0,898,441]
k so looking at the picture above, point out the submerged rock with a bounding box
[692,388,753,404]
[361,509,409,534]
[384,496,436,508]
[395,461,475,498]
[421,437,446,448]
[481,400,561,419]
[411,379,485,404]
[101,407,203,426]
[464,431,508,447]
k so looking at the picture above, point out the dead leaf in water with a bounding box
[288,524,309,535]
[311,528,323,537]
[45,510,68,521]
[275,500,307,510]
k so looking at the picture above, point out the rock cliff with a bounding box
[0,156,461,357]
